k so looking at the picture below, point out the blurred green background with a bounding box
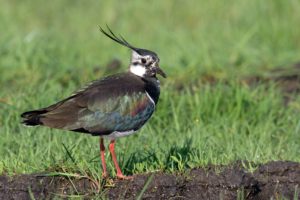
[0,0,300,176]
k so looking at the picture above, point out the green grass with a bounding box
[1,0,300,178]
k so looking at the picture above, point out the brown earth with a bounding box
[0,161,299,199]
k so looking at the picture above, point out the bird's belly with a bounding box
[103,130,136,139]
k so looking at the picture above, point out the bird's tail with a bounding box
[21,110,46,126]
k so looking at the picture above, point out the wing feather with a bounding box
[37,73,155,135]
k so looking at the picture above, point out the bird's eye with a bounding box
[141,58,147,64]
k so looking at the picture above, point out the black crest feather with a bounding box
[99,25,138,51]
[99,25,159,57]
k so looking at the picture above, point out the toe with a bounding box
[117,174,134,180]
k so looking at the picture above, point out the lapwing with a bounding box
[21,27,166,179]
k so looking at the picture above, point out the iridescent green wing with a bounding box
[75,91,155,135]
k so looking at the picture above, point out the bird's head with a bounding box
[100,26,166,78]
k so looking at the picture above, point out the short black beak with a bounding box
[154,63,167,78]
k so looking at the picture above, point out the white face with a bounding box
[129,51,157,77]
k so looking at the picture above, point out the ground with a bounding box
[0,161,299,199]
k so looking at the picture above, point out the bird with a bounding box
[20,26,166,179]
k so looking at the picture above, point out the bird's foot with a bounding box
[102,172,108,179]
[116,173,133,180]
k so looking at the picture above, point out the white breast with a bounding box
[103,130,136,139]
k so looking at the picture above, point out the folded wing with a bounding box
[21,73,156,136]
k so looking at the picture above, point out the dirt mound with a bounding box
[0,174,95,199]
[0,161,299,199]
[109,161,300,199]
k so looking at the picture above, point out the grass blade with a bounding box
[137,174,154,200]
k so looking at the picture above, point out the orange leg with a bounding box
[108,140,133,179]
[99,137,107,178]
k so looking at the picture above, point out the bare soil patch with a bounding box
[0,161,299,199]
